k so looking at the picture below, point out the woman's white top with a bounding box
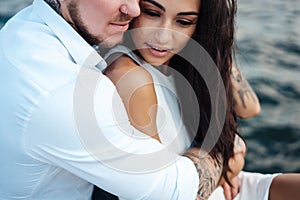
[104,45,280,200]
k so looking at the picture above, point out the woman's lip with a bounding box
[146,43,171,52]
[145,43,171,57]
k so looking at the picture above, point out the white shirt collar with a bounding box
[33,0,105,69]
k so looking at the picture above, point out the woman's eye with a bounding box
[177,20,195,26]
[142,10,160,17]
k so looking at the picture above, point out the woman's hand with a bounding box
[222,176,240,200]
[221,135,246,199]
[229,135,246,177]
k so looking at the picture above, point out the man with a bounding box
[0,0,242,199]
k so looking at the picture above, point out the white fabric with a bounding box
[209,172,280,200]
[105,45,280,200]
[0,1,199,199]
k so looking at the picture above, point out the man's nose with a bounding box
[125,0,141,18]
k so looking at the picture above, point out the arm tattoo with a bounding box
[45,0,62,15]
[231,68,257,109]
[183,150,222,200]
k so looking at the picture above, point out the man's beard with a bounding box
[67,1,101,46]
[66,1,130,48]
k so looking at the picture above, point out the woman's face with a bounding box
[131,0,200,66]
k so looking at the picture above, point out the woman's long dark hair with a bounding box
[170,0,239,185]
[123,0,240,185]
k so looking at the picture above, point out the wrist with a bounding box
[183,148,223,199]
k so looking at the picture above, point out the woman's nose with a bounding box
[154,28,172,45]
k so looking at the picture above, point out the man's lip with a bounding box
[110,21,131,26]
[110,22,130,32]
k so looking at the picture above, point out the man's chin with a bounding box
[99,33,124,48]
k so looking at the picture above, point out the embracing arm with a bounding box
[183,148,223,200]
[105,55,228,199]
[231,64,261,118]
[184,134,246,200]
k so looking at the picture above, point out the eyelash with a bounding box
[142,10,160,17]
[141,9,196,27]
[176,20,195,26]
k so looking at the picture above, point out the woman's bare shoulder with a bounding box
[104,55,153,86]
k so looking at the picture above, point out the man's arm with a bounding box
[105,56,228,199]
[183,135,247,200]
[183,148,223,200]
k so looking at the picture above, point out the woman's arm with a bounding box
[231,64,261,118]
[269,174,300,200]
[104,55,161,142]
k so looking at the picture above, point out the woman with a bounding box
[104,0,242,189]
[100,0,299,199]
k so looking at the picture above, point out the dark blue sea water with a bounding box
[1,0,299,173]
[236,0,300,173]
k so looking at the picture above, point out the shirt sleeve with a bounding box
[25,70,199,200]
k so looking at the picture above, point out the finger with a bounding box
[222,182,232,200]
[227,154,245,178]
[231,186,239,199]
[230,177,241,199]
[233,135,246,155]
